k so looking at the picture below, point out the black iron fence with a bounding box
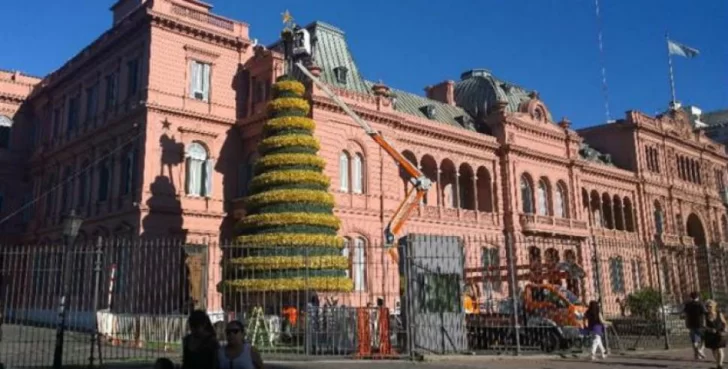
[0,233,719,367]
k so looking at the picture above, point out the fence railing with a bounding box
[0,233,720,367]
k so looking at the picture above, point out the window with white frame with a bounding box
[520,175,534,214]
[536,179,549,216]
[554,182,567,218]
[339,152,350,191]
[339,151,365,194]
[352,154,363,194]
[185,142,213,197]
[189,60,211,102]
[352,237,367,291]
[342,237,351,278]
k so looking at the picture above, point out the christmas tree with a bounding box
[224,76,353,293]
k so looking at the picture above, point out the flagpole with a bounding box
[666,32,677,109]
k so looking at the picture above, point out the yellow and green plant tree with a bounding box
[223,76,353,293]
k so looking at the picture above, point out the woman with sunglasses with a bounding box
[218,320,263,369]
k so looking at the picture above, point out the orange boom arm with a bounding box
[295,62,431,261]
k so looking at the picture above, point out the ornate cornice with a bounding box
[505,115,567,142]
[580,162,639,184]
[0,93,26,104]
[146,102,235,126]
[178,126,218,138]
[148,9,251,52]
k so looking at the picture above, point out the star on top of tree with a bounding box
[282,10,294,29]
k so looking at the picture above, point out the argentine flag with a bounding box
[668,39,700,59]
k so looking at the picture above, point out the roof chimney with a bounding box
[425,80,455,106]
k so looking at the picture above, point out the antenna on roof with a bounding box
[595,0,612,123]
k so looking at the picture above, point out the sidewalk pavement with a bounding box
[84,348,711,369]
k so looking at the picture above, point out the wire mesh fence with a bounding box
[0,233,720,367]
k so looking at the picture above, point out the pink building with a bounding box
[1,1,727,315]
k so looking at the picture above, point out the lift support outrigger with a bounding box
[295,62,431,258]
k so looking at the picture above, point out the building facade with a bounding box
[1,0,727,313]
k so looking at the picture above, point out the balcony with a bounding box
[657,233,681,246]
[519,214,589,236]
[681,235,695,246]
[591,227,640,240]
[416,206,497,227]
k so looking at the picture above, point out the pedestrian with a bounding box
[703,299,726,369]
[684,291,707,360]
[182,310,219,369]
[585,300,609,361]
[218,320,263,369]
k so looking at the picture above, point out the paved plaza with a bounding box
[0,324,711,369]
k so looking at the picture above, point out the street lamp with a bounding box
[53,210,83,369]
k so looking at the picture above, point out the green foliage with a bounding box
[626,288,663,319]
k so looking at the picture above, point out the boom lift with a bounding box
[281,18,431,262]
[295,62,432,259]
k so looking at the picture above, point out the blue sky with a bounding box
[1,0,725,128]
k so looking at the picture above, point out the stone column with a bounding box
[455,171,461,210]
[437,169,442,217]
[473,175,479,220]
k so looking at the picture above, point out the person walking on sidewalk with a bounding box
[704,300,726,369]
[585,300,609,361]
[684,291,707,360]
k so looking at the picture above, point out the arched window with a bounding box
[520,174,534,214]
[352,154,363,194]
[722,215,728,242]
[554,182,567,218]
[185,142,212,197]
[624,197,635,232]
[353,237,367,291]
[342,237,351,279]
[0,115,12,149]
[536,179,549,216]
[339,152,350,192]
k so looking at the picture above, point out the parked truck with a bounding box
[464,262,587,352]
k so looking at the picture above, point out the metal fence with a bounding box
[0,233,719,367]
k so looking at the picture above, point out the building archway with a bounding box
[687,213,708,297]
